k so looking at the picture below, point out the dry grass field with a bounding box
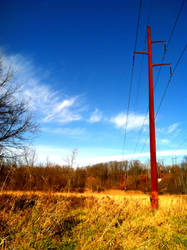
[0,191,186,249]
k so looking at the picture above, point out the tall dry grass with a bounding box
[0,191,186,249]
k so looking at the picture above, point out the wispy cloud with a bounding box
[43,96,82,123]
[140,138,149,145]
[168,123,179,134]
[43,127,84,136]
[0,51,83,124]
[89,108,102,123]
[110,112,148,131]
[160,139,170,145]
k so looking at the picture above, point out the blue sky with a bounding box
[0,0,187,166]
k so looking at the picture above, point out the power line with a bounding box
[154,0,185,90]
[133,29,147,111]
[175,139,187,151]
[147,0,152,26]
[140,45,187,154]
[169,137,187,159]
[122,0,143,158]
[134,0,152,111]
[171,126,187,153]
[133,0,185,155]
[133,0,152,153]
[155,44,187,118]
[167,0,185,47]
[168,137,187,161]
[133,107,149,154]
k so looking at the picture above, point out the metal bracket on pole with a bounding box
[133,52,148,66]
[152,63,172,77]
[152,40,167,53]
[133,52,149,55]
[133,52,148,65]
[152,40,166,44]
[164,43,167,52]
[152,63,171,67]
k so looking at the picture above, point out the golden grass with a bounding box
[0,191,186,249]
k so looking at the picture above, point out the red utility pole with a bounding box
[141,173,144,193]
[124,173,127,191]
[160,159,164,178]
[162,161,165,178]
[147,26,158,209]
[133,26,171,209]
[120,174,123,190]
[145,174,148,191]
[172,157,177,172]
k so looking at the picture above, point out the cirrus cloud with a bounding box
[110,112,148,131]
[168,123,179,134]
[89,108,102,123]
[0,50,83,124]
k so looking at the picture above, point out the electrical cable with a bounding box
[133,29,147,111]
[155,44,187,118]
[133,0,152,154]
[122,0,143,158]
[140,44,187,154]
[154,0,185,90]
[132,0,185,155]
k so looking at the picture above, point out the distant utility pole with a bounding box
[120,174,123,190]
[172,157,177,171]
[158,159,164,178]
[124,173,127,191]
[160,159,165,178]
[134,26,171,209]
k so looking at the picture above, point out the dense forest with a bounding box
[0,157,187,194]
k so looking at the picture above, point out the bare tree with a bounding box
[20,147,37,190]
[0,58,38,158]
[21,146,37,167]
[65,148,78,168]
[128,160,143,190]
[64,149,78,192]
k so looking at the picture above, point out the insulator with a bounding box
[170,66,172,77]
[164,43,167,53]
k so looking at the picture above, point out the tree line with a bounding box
[0,57,186,194]
[0,157,187,194]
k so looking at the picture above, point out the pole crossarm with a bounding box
[152,40,166,44]
[152,63,171,67]
[133,52,148,65]
[133,52,148,55]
